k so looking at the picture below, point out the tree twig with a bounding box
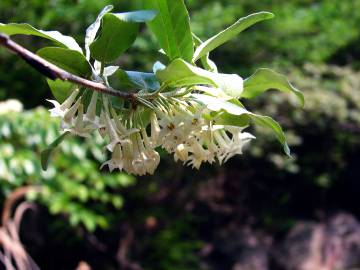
[0,33,135,101]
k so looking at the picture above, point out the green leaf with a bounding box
[113,10,157,23]
[242,68,305,106]
[193,12,274,61]
[41,131,70,170]
[85,5,114,60]
[90,13,139,63]
[157,59,243,97]
[143,0,194,62]
[89,11,156,63]
[251,115,291,156]
[192,33,218,72]
[46,80,75,103]
[213,111,250,127]
[192,94,290,155]
[89,13,138,63]
[126,71,160,91]
[37,47,92,102]
[37,47,92,76]
[156,58,217,87]
[214,73,244,98]
[152,61,166,73]
[192,94,250,115]
[0,23,82,52]
[111,70,160,91]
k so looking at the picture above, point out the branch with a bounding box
[0,33,135,100]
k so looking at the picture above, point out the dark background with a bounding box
[0,0,359,269]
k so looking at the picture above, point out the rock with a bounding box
[273,212,360,270]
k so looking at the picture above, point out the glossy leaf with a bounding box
[37,47,92,101]
[157,59,243,97]
[213,111,250,127]
[152,61,166,73]
[251,115,291,156]
[193,12,274,61]
[85,5,113,60]
[113,10,157,23]
[156,59,217,87]
[111,70,160,91]
[37,47,92,76]
[143,0,194,62]
[89,13,138,63]
[192,33,218,72]
[0,23,82,52]
[89,10,156,63]
[46,80,76,103]
[214,73,244,97]
[242,68,305,106]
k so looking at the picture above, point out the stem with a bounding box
[0,33,135,101]
[100,61,105,76]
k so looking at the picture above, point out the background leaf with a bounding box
[242,68,304,106]
[193,12,274,61]
[143,0,194,62]
[0,23,82,52]
[41,131,70,170]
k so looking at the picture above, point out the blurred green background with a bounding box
[0,0,360,269]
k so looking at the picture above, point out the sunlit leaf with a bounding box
[192,33,218,72]
[192,94,290,155]
[143,0,194,62]
[0,23,82,52]
[89,10,156,63]
[193,12,274,61]
[157,59,243,97]
[243,68,304,106]
[85,5,114,60]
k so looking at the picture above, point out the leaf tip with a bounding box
[40,148,52,170]
[262,11,275,19]
[284,143,291,157]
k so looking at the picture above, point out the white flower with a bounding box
[62,97,82,126]
[47,89,79,118]
[174,143,188,162]
[84,91,98,123]
[0,99,23,114]
[64,104,94,138]
[224,128,255,162]
[131,133,160,175]
[100,143,124,172]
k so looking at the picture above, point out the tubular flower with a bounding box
[48,92,255,175]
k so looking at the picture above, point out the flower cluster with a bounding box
[48,90,255,175]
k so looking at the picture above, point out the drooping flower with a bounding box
[47,89,79,118]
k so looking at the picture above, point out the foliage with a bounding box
[0,1,303,175]
[249,64,360,185]
[0,107,135,231]
[0,0,359,269]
